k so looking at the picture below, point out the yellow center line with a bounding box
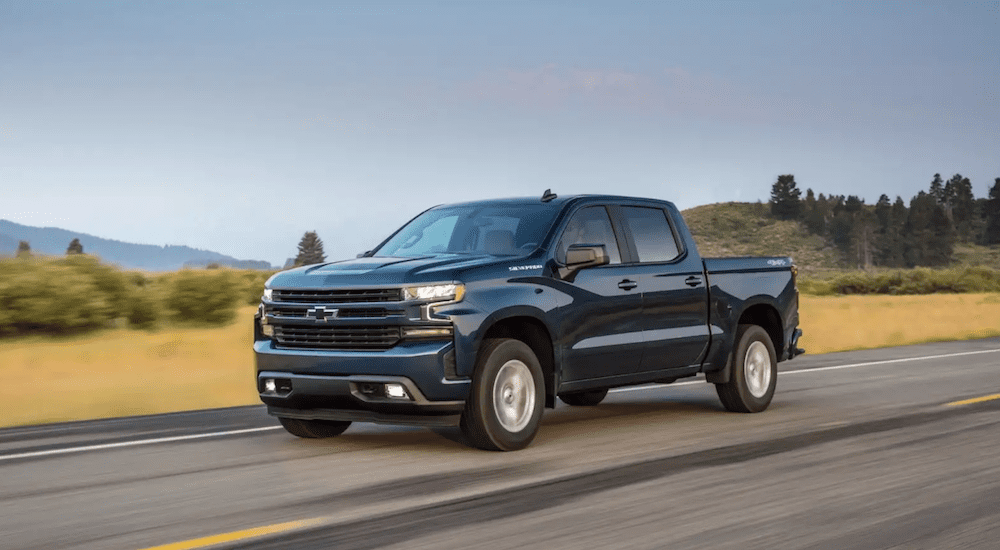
[138,518,325,550]
[945,393,1000,407]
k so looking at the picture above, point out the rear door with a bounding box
[555,205,645,382]
[617,205,711,371]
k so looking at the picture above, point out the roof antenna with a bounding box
[541,189,557,202]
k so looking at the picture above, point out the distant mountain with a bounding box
[0,233,16,255]
[0,219,273,271]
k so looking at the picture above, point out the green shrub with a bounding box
[237,270,275,305]
[126,289,161,330]
[57,254,132,319]
[0,258,114,335]
[811,267,1000,295]
[165,269,241,325]
[797,277,835,296]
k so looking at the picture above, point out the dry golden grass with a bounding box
[799,293,1000,354]
[0,306,260,428]
[3,296,1000,428]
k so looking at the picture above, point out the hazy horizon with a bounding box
[2,1,997,266]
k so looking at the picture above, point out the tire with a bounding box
[460,338,545,451]
[715,324,777,413]
[559,388,609,406]
[278,417,352,438]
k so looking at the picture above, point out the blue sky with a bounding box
[1,1,997,266]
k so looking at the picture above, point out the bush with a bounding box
[165,269,241,325]
[0,258,114,336]
[802,267,1000,296]
[57,254,132,319]
[126,289,161,330]
[236,270,275,305]
[797,277,835,296]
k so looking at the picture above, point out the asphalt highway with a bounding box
[2,338,999,550]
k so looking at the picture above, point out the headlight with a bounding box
[263,288,273,301]
[403,283,465,302]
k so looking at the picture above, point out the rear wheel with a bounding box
[715,324,777,413]
[559,388,608,406]
[461,338,544,451]
[278,417,352,438]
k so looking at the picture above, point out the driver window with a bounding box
[557,206,622,264]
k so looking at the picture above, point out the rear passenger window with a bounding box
[622,207,680,263]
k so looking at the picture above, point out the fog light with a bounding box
[264,379,276,393]
[385,383,409,399]
[261,324,274,337]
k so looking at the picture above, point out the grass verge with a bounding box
[799,293,1000,354]
[3,296,1000,428]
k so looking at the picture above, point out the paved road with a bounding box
[2,339,999,550]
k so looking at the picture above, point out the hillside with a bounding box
[682,202,1000,272]
[682,202,843,272]
[0,219,272,271]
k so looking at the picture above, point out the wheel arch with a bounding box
[706,299,784,385]
[480,314,557,409]
[737,302,784,354]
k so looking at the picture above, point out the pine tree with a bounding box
[874,194,892,231]
[945,173,976,242]
[66,238,84,255]
[883,196,908,267]
[985,178,1000,245]
[294,231,326,266]
[804,192,828,234]
[16,240,31,258]
[929,173,945,204]
[904,192,955,266]
[769,174,802,220]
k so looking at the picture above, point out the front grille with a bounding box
[267,306,401,320]
[273,326,400,350]
[272,288,402,303]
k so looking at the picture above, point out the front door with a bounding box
[554,205,644,382]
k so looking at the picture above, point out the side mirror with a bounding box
[566,244,609,268]
[560,244,609,281]
[356,250,371,258]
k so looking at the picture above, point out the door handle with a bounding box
[685,276,703,287]
[618,279,638,291]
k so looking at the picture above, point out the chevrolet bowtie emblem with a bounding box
[306,306,338,322]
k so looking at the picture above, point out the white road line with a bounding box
[610,348,1000,394]
[4,348,999,461]
[0,426,283,462]
[781,348,1000,375]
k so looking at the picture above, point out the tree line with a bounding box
[771,174,1000,268]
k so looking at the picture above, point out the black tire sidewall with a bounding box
[466,338,545,451]
[732,325,778,412]
[279,417,352,438]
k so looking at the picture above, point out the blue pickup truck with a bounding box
[255,191,802,450]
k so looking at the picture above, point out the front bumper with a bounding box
[260,373,465,427]
[254,338,470,426]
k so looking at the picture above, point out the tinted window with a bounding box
[557,206,622,264]
[622,206,680,263]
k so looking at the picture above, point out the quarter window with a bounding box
[622,207,680,263]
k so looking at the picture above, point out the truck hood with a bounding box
[268,254,507,288]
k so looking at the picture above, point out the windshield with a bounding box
[374,203,559,258]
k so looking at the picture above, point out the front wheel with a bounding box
[278,417,352,438]
[715,324,777,413]
[461,338,545,451]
